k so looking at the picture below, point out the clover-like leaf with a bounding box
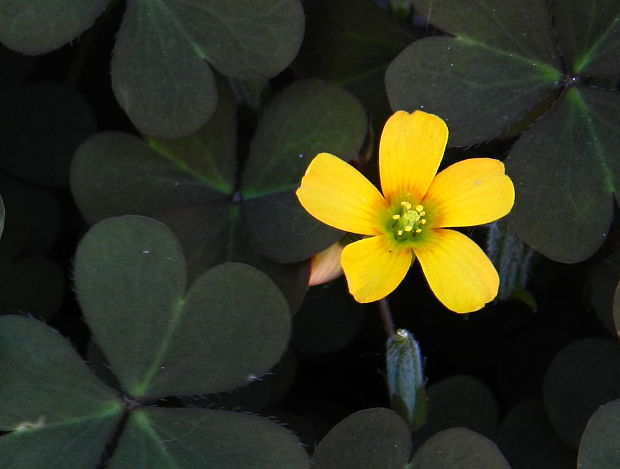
[242,79,367,262]
[111,0,304,138]
[410,427,510,469]
[544,338,620,447]
[0,0,109,54]
[74,216,291,399]
[312,408,411,469]
[0,315,123,468]
[506,86,620,263]
[552,0,620,76]
[70,85,310,310]
[386,0,562,146]
[109,407,308,469]
[0,83,96,186]
[577,398,620,469]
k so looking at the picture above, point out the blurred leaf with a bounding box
[589,247,620,333]
[109,407,309,469]
[411,375,498,450]
[297,0,414,125]
[0,83,96,186]
[312,408,411,469]
[0,315,122,467]
[0,256,64,318]
[552,0,620,76]
[0,174,60,260]
[506,87,620,263]
[386,36,561,146]
[413,0,561,66]
[496,399,575,469]
[577,398,620,468]
[74,216,291,399]
[410,427,510,469]
[0,0,108,54]
[242,79,367,262]
[544,338,620,447]
[111,0,304,138]
[291,278,364,354]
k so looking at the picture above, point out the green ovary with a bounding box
[388,200,427,242]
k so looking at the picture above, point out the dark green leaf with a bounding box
[312,408,411,469]
[411,375,498,450]
[0,315,122,468]
[0,43,36,84]
[109,407,309,469]
[146,78,238,195]
[111,0,304,138]
[552,0,620,76]
[577,398,620,469]
[410,427,510,469]
[506,87,620,263]
[544,338,620,447]
[413,0,560,66]
[0,416,120,469]
[74,216,291,399]
[0,83,96,186]
[71,132,225,225]
[386,36,561,146]
[297,0,414,125]
[0,0,108,54]
[243,79,368,196]
[242,79,367,262]
[496,399,575,469]
[111,0,217,139]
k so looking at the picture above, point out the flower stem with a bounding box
[378,298,396,337]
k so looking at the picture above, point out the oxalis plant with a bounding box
[1,1,620,468]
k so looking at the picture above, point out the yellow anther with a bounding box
[419,211,426,216]
[420,219,427,224]
[397,229,403,236]
[415,204,424,212]
[404,226,413,232]
[415,228,422,233]
[401,201,412,209]
[392,214,401,220]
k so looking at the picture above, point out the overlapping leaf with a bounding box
[386,1,620,263]
[0,0,305,138]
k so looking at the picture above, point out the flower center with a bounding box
[390,201,427,240]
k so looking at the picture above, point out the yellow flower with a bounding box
[296,110,515,313]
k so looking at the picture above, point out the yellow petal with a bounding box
[308,242,344,286]
[296,153,387,235]
[341,236,412,303]
[414,229,499,313]
[379,110,448,203]
[425,158,515,228]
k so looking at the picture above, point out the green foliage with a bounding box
[386,0,620,263]
[1,1,620,467]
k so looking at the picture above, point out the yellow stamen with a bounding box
[392,214,401,220]
[397,229,403,236]
[404,226,412,232]
[415,205,424,212]
[415,228,422,233]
